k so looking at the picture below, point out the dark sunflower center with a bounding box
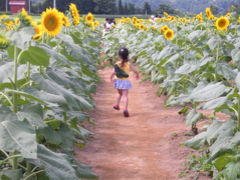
[45,15,57,31]
[219,19,226,27]
[49,18,55,26]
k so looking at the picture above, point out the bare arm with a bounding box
[110,69,115,82]
[130,64,139,79]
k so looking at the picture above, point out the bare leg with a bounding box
[122,90,129,111]
[116,89,123,107]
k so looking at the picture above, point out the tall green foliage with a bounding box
[118,0,123,14]
[122,0,239,13]
[143,2,151,15]
[69,0,96,13]
[0,11,101,180]
[158,4,176,15]
[93,0,116,14]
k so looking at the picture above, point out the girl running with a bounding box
[110,47,139,117]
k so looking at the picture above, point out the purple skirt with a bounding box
[114,79,132,90]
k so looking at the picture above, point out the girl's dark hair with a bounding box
[118,47,129,66]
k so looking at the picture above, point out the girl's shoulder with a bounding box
[126,61,131,66]
[115,61,122,65]
[116,61,121,64]
[115,61,131,67]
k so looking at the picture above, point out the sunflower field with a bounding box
[1,3,240,179]
[0,4,102,180]
[102,7,240,180]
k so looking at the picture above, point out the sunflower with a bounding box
[195,13,203,23]
[205,8,213,19]
[88,21,96,30]
[215,16,229,31]
[132,17,137,21]
[4,20,14,26]
[225,13,231,17]
[205,8,211,17]
[238,18,240,24]
[160,25,169,33]
[151,26,157,30]
[21,8,28,16]
[19,8,34,27]
[163,12,169,17]
[164,29,174,40]
[69,3,80,26]
[63,16,70,27]
[41,8,63,36]
[15,17,19,24]
[32,33,43,40]
[0,15,9,20]
[34,24,43,34]
[94,21,100,27]
[126,17,131,22]
[85,13,94,24]
[0,34,9,49]
[198,17,203,23]
[133,19,140,24]
[3,19,16,30]
[31,21,38,27]
[32,25,43,40]
[144,26,149,31]
[60,13,70,27]
[139,24,145,30]
[33,25,43,40]
[134,24,139,28]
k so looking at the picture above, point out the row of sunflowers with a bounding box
[114,7,232,40]
[0,4,100,39]
[0,4,101,180]
[103,7,240,180]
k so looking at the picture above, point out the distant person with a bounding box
[110,18,116,25]
[110,47,139,117]
[103,17,111,31]
[149,15,155,23]
[154,14,161,21]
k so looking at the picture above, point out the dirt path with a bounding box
[75,68,198,180]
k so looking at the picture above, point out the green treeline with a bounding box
[1,0,240,15]
[0,0,172,15]
[30,0,179,15]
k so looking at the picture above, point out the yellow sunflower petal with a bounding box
[41,8,63,36]
[0,34,9,49]
[69,3,80,26]
[85,13,94,23]
[215,16,229,31]
[164,29,174,40]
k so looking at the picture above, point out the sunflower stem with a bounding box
[12,47,25,170]
[26,162,32,174]
[11,46,20,170]
[13,46,18,112]
[215,41,220,71]
[11,152,18,169]
[27,62,31,81]
[23,170,45,180]
[39,66,44,74]
[238,97,240,130]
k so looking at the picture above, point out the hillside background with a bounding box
[1,0,240,15]
[123,0,238,13]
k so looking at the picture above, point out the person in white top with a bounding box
[103,18,116,35]
[149,15,155,23]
